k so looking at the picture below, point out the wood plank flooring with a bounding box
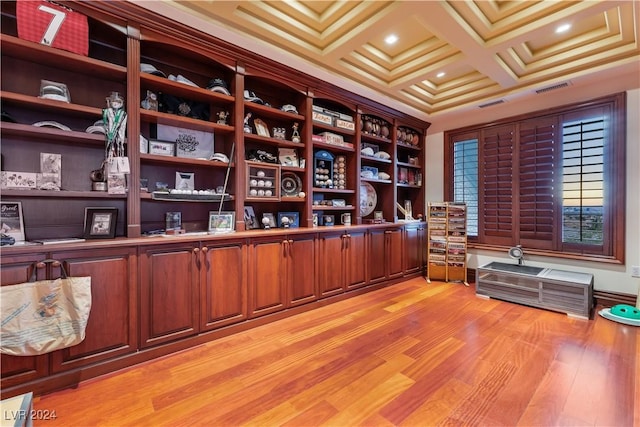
[34,278,639,426]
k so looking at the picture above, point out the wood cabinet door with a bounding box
[368,229,387,284]
[404,226,422,274]
[316,232,346,297]
[345,230,367,289]
[248,237,287,317]
[139,244,200,348]
[387,228,404,279]
[287,234,317,306]
[0,254,49,391]
[201,240,247,330]
[49,247,137,373]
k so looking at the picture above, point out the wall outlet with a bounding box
[632,265,640,278]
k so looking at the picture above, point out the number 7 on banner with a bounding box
[16,0,89,57]
[37,4,66,46]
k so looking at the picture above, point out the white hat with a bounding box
[210,153,230,163]
[140,63,166,77]
[39,85,70,103]
[32,120,71,131]
[86,120,105,134]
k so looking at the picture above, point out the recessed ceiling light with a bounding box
[385,34,398,45]
[436,72,446,78]
[556,23,571,33]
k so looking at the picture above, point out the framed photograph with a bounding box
[278,211,300,228]
[278,148,299,167]
[243,206,259,229]
[208,211,235,234]
[254,118,270,138]
[0,201,25,242]
[165,212,182,231]
[83,207,118,239]
[262,212,276,229]
[175,171,195,191]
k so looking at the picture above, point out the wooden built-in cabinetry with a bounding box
[0,0,430,399]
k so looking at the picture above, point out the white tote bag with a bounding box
[1,259,92,356]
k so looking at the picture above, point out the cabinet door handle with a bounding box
[385,230,392,234]
[193,248,200,254]
[201,246,209,253]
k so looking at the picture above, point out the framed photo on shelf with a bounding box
[0,201,25,242]
[83,207,118,239]
[262,212,276,229]
[278,211,300,228]
[243,206,259,229]
[254,119,270,138]
[208,211,235,234]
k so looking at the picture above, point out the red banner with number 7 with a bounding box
[17,0,88,56]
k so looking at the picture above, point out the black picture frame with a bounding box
[83,207,118,239]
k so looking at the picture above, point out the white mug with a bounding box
[341,213,351,226]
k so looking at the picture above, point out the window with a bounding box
[561,114,604,246]
[452,138,478,236]
[445,93,625,262]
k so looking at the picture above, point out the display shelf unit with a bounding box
[426,202,468,285]
[0,6,128,241]
[359,112,395,223]
[311,99,358,227]
[396,125,424,222]
[0,0,429,240]
[0,0,433,400]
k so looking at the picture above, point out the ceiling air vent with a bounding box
[478,99,505,108]
[535,81,571,94]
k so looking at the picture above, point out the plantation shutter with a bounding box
[479,124,514,245]
[518,117,557,249]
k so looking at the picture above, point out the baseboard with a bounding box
[594,290,637,308]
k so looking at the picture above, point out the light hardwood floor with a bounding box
[35,278,639,426]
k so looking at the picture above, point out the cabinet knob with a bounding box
[193,248,200,254]
[385,230,392,234]
[201,246,208,253]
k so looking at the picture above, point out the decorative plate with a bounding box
[281,172,302,196]
[360,182,377,216]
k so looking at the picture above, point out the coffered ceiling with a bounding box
[134,1,639,130]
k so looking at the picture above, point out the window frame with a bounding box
[444,93,626,264]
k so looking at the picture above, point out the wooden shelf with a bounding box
[1,35,127,80]
[244,133,305,149]
[244,102,305,122]
[140,153,233,167]
[0,91,103,118]
[311,141,355,153]
[141,74,235,105]
[140,110,234,134]
[361,155,392,164]
[312,187,355,194]
[1,189,127,199]
[396,161,421,169]
[0,122,106,146]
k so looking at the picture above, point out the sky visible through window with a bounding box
[562,116,605,245]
